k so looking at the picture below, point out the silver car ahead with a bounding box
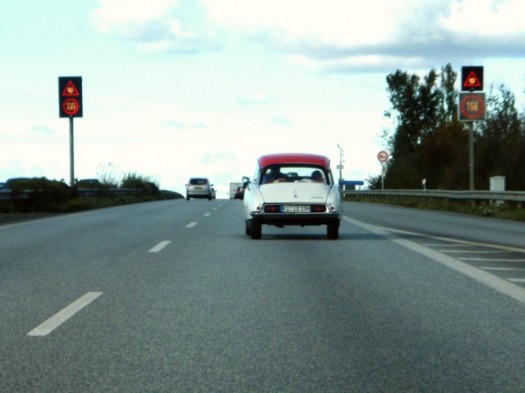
[186,177,213,200]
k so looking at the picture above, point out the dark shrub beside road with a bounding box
[1,177,73,213]
[0,177,182,215]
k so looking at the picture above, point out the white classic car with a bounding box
[242,153,343,239]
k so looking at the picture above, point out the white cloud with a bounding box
[236,90,274,105]
[92,0,217,53]
[442,0,524,37]
[92,0,525,72]
[287,54,426,73]
[202,0,405,46]
[92,0,180,33]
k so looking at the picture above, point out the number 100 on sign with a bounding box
[459,93,485,121]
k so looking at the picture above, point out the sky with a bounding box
[2,0,525,197]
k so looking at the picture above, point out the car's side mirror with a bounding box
[242,176,250,183]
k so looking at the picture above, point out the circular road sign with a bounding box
[377,150,389,163]
[62,98,80,116]
[460,93,485,120]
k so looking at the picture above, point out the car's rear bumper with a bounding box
[187,193,212,198]
[250,212,340,226]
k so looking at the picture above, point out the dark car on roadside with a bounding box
[234,186,243,199]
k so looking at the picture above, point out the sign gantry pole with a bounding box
[469,121,475,191]
[460,66,484,191]
[69,117,75,188]
[377,150,389,190]
[58,76,83,187]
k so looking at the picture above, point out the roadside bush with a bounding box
[6,177,73,212]
[76,178,107,189]
[1,173,181,215]
[121,173,159,194]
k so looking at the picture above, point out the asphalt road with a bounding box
[1,200,524,392]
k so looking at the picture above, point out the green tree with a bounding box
[380,64,525,191]
[418,122,469,189]
[477,85,525,190]
[383,64,461,189]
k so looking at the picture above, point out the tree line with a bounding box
[369,63,525,191]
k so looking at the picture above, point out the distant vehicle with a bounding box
[242,153,343,239]
[185,178,214,200]
[234,186,243,199]
[234,181,249,200]
[230,182,243,198]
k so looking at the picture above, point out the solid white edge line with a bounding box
[28,292,103,336]
[149,240,171,253]
[343,216,525,306]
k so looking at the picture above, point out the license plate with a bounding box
[194,186,202,190]
[281,205,311,213]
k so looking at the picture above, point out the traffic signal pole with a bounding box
[58,76,82,187]
[460,66,484,191]
[69,117,75,187]
[469,121,474,191]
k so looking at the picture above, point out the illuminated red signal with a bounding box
[461,66,483,91]
[58,77,83,118]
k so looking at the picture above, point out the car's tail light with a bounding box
[312,205,327,213]
[264,205,279,213]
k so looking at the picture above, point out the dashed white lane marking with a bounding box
[28,292,103,337]
[204,212,211,217]
[149,241,171,253]
[186,222,197,228]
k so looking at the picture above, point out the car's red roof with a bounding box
[258,153,331,168]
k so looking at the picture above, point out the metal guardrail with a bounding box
[342,189,525,204]
[0,189,31,200]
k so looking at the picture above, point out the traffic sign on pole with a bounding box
[58,76,83,187]
[461,66,483,91]
[377,150,389,162]
[459,92,486,121]
[58,77,83,118]
[460,66,484,192]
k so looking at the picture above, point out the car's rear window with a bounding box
[189,178,208,185]
[261,165,328,184]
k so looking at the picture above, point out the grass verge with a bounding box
[345,196,525,223]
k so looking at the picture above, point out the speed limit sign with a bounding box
[377,151,389,162]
